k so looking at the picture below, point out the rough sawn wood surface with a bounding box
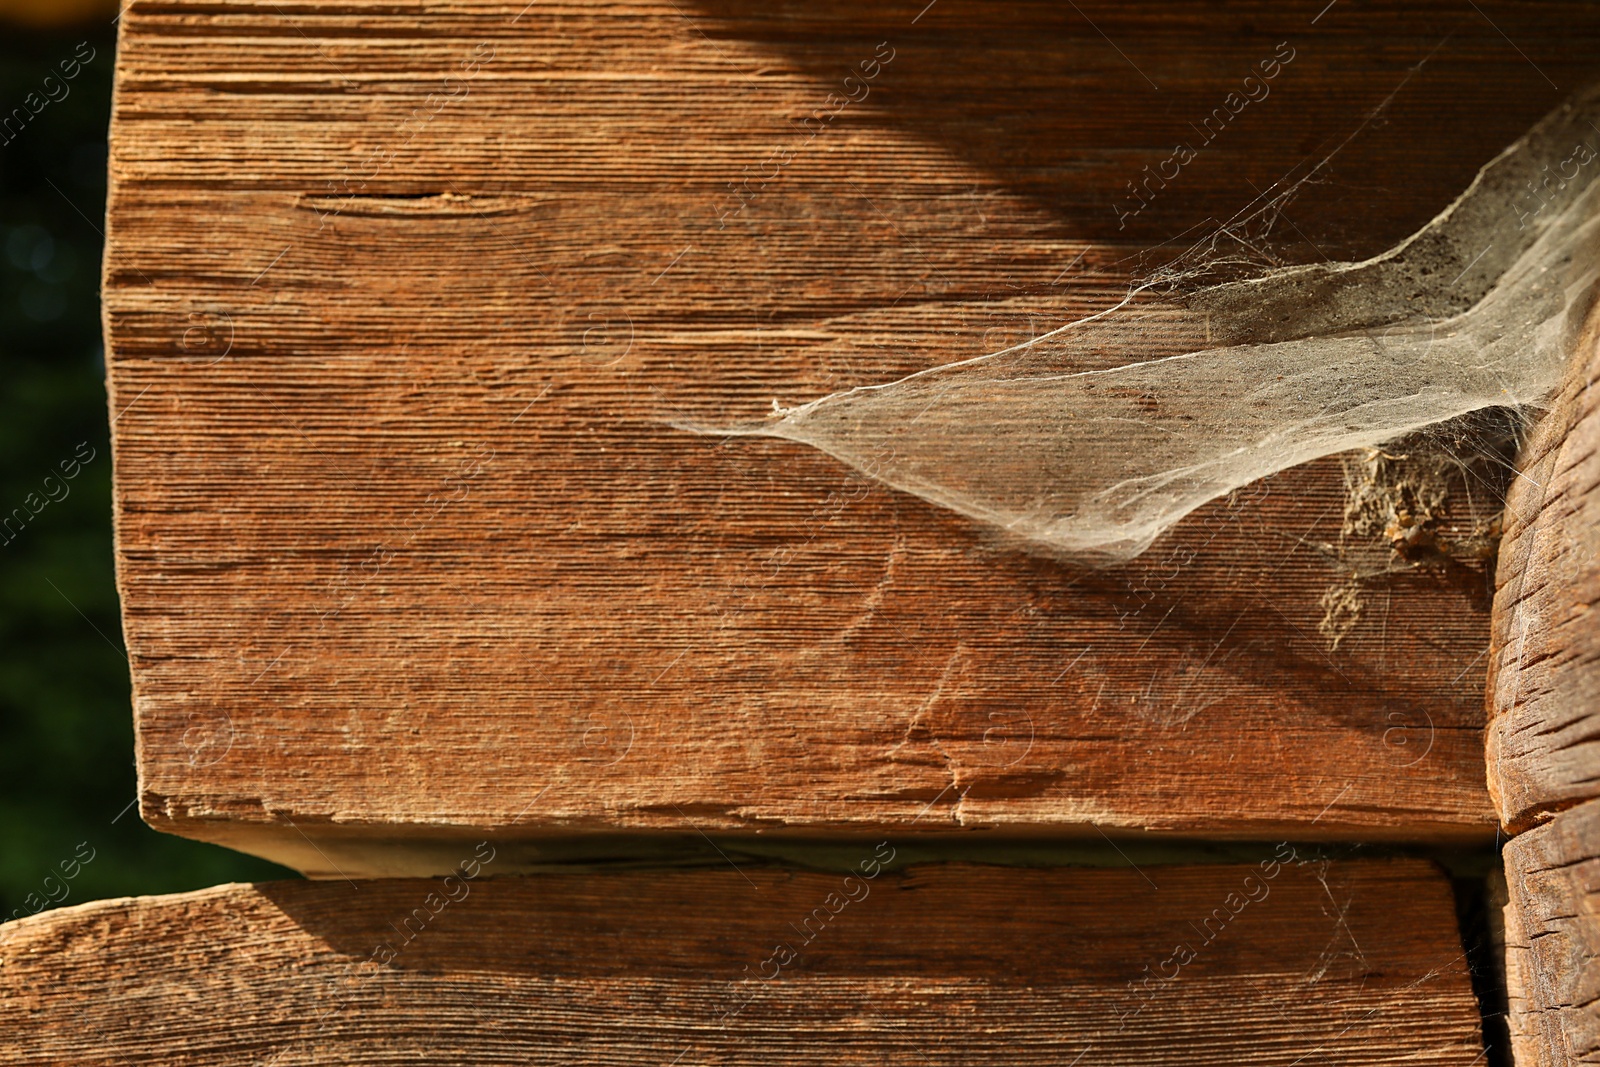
[1502,799,1600,1067]
[0,859,1485,1065]
[104,0,1600,870]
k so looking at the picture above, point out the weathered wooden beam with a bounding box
[1488,297,1600,1067]
[106,0,1600,869]
[1502,798,1600,1067]
[0,858,1485,1064]
[1489,303,1600,834]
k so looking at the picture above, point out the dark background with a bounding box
[0,16,293,925]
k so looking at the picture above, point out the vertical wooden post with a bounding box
[1490,302,1600,1065]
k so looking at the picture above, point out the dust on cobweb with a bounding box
[674,78,1600,574]
[1318,408,1527,649]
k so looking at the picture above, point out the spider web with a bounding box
[678,82,1600,565]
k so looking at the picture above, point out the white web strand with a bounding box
[680,84,1600,564]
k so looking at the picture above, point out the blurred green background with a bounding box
[0,20,294,925]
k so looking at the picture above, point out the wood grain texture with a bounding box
[0,859,1484,1064]
[1503,798,1600,1066]
[1489,306,1600,834]
[105,0,1600,867]
[1503,875,1553,1067]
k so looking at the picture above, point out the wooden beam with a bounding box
[1502,798,1600,1067]
[1488,292,1600,1067]
[0,858,1485,1063]
[1489,303,1600,833]
[1502,881,1552,1067]
[106,0,1600,866]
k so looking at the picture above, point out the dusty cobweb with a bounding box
[677,82,1600,568]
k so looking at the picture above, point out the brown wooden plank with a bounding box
[1502,798,1600,1066]
[106,0,1600,867]
[1501,874,1553,1067]
[1489,300,1600,833]
[0,858,1484,1064]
